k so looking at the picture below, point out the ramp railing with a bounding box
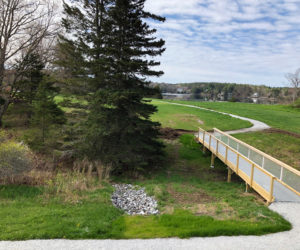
[198,127,300,203]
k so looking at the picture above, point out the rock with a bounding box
[111,184,159,215]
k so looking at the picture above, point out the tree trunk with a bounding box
[0,98,10,127]
[293,88,297,103]
[95,160,104,182]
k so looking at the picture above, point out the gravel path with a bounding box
[0,203,299,250]
[158,101,271,134]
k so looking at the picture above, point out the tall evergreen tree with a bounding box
[14,53,45,119]
[60,0,166,173]
[31,77,66,144]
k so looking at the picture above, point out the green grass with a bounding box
[114,209,288,238]
[151,99,252,131]
[54,95,88,106]
[234,132,300,171]
[156,99,300,170]
[54,95,88,114]
[110,135,291,238]
[0,185,123,240]
[0,135,291,240]
[162,100,300,134]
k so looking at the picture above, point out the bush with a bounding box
[292,98,300,108]
[0,141,32,177]
[0,130,8,143]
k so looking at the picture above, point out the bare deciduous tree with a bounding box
[286,68,300,103]
[0,0,59,126]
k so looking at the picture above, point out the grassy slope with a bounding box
[159,99,300,170]
[234,132,300,170]
[0,135,291,240]
[113,135,290,238]
[163,100,300,134]
[151,100,252,131]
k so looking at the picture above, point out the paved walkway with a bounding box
[158,101,271,134]
[0,203,299,250]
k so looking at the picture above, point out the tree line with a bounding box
[156,81,299,104]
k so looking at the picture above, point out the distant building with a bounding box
[252,92,259,103]
[217,92,225,101]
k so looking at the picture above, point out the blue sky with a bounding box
[144,0,300,86]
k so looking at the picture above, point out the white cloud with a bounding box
[145,0,300,86]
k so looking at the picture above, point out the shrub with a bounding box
[0,141,32,177]
[292,98,300,108]
[0,130,8,143]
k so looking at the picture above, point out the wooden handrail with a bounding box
[213,128,300,177]
[197,127,300,202]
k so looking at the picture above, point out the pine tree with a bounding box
[14,53,45,119]
[60,0,166,173]
[31,77,66,143]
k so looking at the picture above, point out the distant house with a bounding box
[177,88,184,93]
[252,92,259,103]
[217,92,225,101]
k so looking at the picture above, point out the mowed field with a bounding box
[152,99,300,171]
[162,99,300,134]
[151,100,252,131]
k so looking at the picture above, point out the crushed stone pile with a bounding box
[111,184,159,215]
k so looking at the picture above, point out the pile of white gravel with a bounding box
[111,184,159,215]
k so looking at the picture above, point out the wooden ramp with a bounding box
[197,128,300,204]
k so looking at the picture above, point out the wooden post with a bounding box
[202,132,206,154]
[211,153,215,169]
[250,164,254,187]
[209,135,212,150]
[236,154,240,173]
[225,146,228,164]
[227,168,233,183]
[216,140,219,155]
[269,177,275,204]
[245,183,251,193]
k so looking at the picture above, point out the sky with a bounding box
[144,0,300,86]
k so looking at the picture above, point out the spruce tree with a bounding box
[60,0,166,173]
[15,53,45,119]
[31,77,66,143]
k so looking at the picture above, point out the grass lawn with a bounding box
[162,100,300,134]
[157,99,300,170]
[151,99,252,131]
[0,135,291,240]
[234,132,300,171]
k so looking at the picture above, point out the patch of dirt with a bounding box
[167,184,215,204]
[192,203,216,216]
[264,128,300,138]
[174,113,200,122]
[192,202,235,219]
[159,127,195,140]
[241,190,266,204]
